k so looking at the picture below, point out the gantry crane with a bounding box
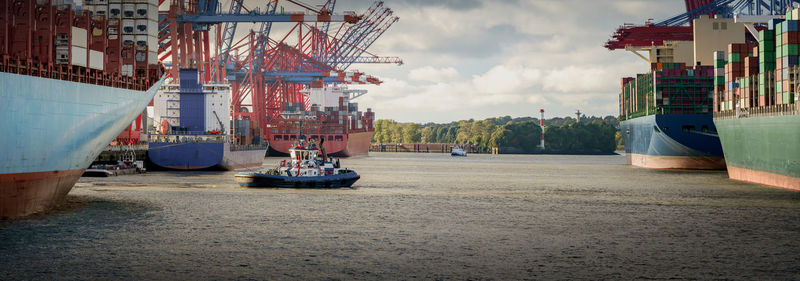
[605,0,800,62]
[158,0,401,143]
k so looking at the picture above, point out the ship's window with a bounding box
[713,22,719,30]
[274,135,281,141]
[328,135,333,141]
[701,125,709,133]
[653,126,660,133]
[138,9,148,16]
[721,22,727,30]
[682,125,695,132]
[283,135,289,140]
[290,135,297,141]
[335,135,343,141]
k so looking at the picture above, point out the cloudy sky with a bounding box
[252,0,687,123]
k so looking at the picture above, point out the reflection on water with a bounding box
[1,153,799,280]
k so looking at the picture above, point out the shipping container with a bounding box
[71,46,87,66]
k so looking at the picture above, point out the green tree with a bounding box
[402,123,421,143]
[420,126,434,143]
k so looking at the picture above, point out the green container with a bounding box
[729,53,741,62]
[759,84,766,95]
[784,93,794,104]
[760,42,775,52]
[714,59,727,67]
[715,76,725,86]
[758,63,775,73]
[778,45,784,58]
[777,81,783,92]
[777,23,783,34]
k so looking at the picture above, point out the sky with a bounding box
[241,0,687,123]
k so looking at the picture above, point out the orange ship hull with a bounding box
[269,131,374,157]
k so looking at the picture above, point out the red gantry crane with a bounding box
[151,0,400,155]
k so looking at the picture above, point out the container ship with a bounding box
[619,62,725,169]
[266,84,375,157]
[0,0,163,217]
[148,69,268,170]
[613,15,767,170]
[713,12,800,190]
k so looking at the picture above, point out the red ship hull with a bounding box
[269,131,374,157]
[0,169,84,218]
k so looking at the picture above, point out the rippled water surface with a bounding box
[2,153,800,280]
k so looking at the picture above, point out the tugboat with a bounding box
[451,145,467,157]
[235,138,360,188]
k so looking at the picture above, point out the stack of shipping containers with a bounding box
[776,15,798,104]
[1,0,160,85]
[713,51,726,111]
[737,46,759,108]
[758,29,776,107]
[719,8,800,113]
[722,43,755,110]
[620,63,714,119]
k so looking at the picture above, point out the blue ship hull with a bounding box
[0,72,164,217]
[620,114,725,169]
[148,141,268,170]
[148,142,225,170]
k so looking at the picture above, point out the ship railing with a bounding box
[714,103,799,119]
[103,144,149,152]
[148,134,226,143]
[230,143,269,151]
[0,57,160,91]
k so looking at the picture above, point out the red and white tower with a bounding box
[539,109,545,150]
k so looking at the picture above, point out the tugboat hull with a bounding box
[235,172,360,188]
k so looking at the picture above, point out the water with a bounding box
[2,153,800,280]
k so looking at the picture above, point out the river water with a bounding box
[2,153,800,280]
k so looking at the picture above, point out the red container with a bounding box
[783,31,800,44]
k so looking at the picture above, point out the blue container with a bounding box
[787,20,798,32]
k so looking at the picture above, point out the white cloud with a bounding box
[309,0,688,122]
[471,65,541,95]
[408,66,460,82]
[542,66,617,93]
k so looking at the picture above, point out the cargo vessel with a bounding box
[267,85,375,157]
[0,0,164,217]
[619,63,725,169]
[148,69,268,170]
[712,14,800,190]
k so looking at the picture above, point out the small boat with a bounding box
[235,138,360,188]
[451,145,467,156]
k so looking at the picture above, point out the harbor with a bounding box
[3,153,800,279]
[3,0,800,279]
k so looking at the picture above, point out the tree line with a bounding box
[373,115,619,154]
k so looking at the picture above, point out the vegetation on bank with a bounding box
[373,115,619,154]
